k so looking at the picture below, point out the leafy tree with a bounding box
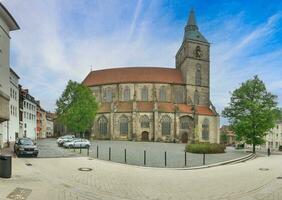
[56,80,98,138]
[222,76,279,153]
[220,132,228,145]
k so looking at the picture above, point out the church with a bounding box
[83,10,220,143]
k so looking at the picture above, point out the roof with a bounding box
[0,3,20,31]
[97,101,216,116]
[82,67,184,86]
[184,9,208,43]
[10,68,20,79]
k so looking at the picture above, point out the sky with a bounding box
[1,0,282,125]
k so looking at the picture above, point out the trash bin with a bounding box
[0,155,12,178]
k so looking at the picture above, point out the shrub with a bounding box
[185,143,225,154]
[279,145,282,151]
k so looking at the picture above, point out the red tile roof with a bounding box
[83,67,184,86]
[97,102,216,116]
[136,102,154,112]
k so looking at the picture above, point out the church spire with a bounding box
[187,9,198,30]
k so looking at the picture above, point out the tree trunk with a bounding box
[252,144,256,153]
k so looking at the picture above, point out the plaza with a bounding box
[0,155,282,200]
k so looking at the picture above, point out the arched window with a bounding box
[161,115,172,136]
[175,87,185,103]
[98,116,108,135]
[123,86,130,101]
[159,86,166,101]
[141,86,148,101]
[105,88,113,102]
[180,116,191,129]
[202,118,209,140]
[194,90,199,105]
[120,115,129,135]
[195,65,201,86]
[140,115,150,128]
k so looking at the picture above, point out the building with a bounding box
[82,10,220,143]
[20,89,37,140]
[46,112,54,138]
[36,101,47,139]
[220,125,236,145]
[264,121,282,150]
[0,3,20,147]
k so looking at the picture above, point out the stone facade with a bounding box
[83,10,220,143]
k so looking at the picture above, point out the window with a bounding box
[104,88,113,102]
[123,86,130,101]
[195,65,201,86]
[175,87,185,103]
[120,115,129,135]
[98,116,108,135]
[141,86,148,101]
[194,90,199,105]
[140,115,150,128]
[161,115,171,136]
[159,86,166,101]
[180,116,191,129]
[202,118,209,140]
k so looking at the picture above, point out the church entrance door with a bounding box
[181,132,188,143]
[141,131,149,141]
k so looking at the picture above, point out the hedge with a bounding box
[185,143,225,154]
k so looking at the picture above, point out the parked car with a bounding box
[14,138,39,157]
[57,135,75,147]
[63,138,91,148]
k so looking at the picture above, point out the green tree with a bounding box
[220,132,228,145]
[56,80,98,138]
[222,76,279,153]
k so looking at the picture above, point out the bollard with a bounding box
[97,146,99,158]
[80,144,82,154]
[144,150,146,166]
[73,145,75,152]
[124,149,127,163]
[164,151,167,167]
[87,147,89,156]
[203,153,206,165]
[109,147,111,161]
[185,151,187,167]
[267,148,271,156]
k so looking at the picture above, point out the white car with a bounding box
[57,135,75,146]
[63,139,91,148]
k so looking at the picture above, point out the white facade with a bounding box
[23,97,37,140]
[265,121,282,150]
[46,118,54,137]
[0,3,20,147]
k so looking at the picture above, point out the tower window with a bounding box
[194,90,199,105]
[195,65,201,86]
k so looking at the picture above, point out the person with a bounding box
[267,148,271,156]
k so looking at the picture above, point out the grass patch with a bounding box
[185,143,226,154]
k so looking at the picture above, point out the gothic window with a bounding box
[195,65,201,86]
[194,90,199,105]
[98,116,108,135]
[104,87,113,102]
[123,86,130,101]
[202,118,209,140]
[180,116,191,129]
[140,115,150,128]
[195,46,202,58]
[159,86,166,101]
[161,115,172,136]
[141,86,148,101]
[120,115,129,135]
[175,87,185,103]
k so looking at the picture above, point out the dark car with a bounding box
[14,138,39,157]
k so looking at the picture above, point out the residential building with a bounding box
[46,112,54,137]
[0,3,20,147]
[265,121,282,150]
[82,10,220,143]
[36,101,47,139]
[21,89,37,140]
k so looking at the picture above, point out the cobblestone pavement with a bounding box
[88,140,248,168]
[0,155,282,200]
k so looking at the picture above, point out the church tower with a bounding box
[176,9,210,106]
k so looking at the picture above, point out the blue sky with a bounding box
[2,0,282,125]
